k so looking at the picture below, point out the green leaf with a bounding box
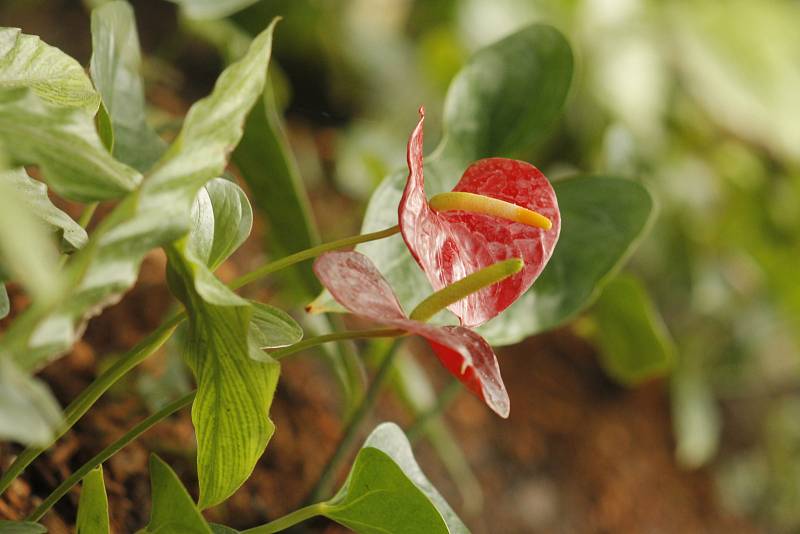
[0,27,99,111]
[589,275,676,385]
[90,0,167,171]
[145,454,212,534]
[441,24,573,159]
[209,525,239,534]
[0,20,278,372]
[76,466,110,534]
[476,176,654,344]
[0,521,47,533]
[170,0,260,20]
[0,282,8,319]
[0,88,141,201]
[2,167,88,252]
[0,356,63,446]
[249,301,303,349]
[233,86,320,296]
[0,175,63,302]
[323,422,466,534]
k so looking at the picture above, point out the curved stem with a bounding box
[230,225,399,290]
[241,502,328,533]
[305,340,402,504]
[269,328,405,361]
[27,391,196,522]
[0,314,183,495]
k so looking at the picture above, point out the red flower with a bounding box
[314,251,510,418]
[399,108,560,327]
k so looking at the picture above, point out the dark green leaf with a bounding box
[0,356,62,446]
[76,466,110,534]
[249,301,303,349]
[590,275,675,385]
[2,167,88,252]
[477,176,655,345]
[145,454,212,534]
[0,521,47,533]
[0,20,278,372]
[0,27,99,111]
[90,0,167,171]
[323,422,465,534]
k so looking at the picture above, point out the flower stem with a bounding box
[230,225,400,290]
[269,327,405,361]
[26,391,196,522]
[409,257,524,322]
[78,202,99,229]
[0,314,183,495]
[305,340,402,504]
[241,502,328,533]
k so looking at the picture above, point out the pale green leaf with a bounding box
[1,167,88,252]
[249,301,303,349]
[476,176,655,345]
[76,466,110,534]
[0,27,99,111]
[0,20,277,372]
[323,422,462,534]
[170,0,260,20]
[145,454,212,534]
[590,275,676,385]
[0,88,141,201]
[90,0,167,171]
[0,282,8,319]
[0,356,63,446]
[0,521,47,533]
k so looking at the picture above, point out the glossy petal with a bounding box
[314,251,509,417]
[399,110,560,327]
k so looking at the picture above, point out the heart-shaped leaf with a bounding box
[323,422,467,533]
[90,1,166,172]
[590,275,675,385]
[76,466,110,534]
[145,455,212,534]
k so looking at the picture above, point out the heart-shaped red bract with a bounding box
[399,109,561,327]
[313,251,510,418]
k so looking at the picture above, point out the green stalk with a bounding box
[270,328,404,361]
[306,340,402,504]
[405,379,462,443]
[241,502,328,533]
[78,202,99,229]
[409,258,524,322]
[27,391,196,522]
[0,315,182,495]
[230,225,399,290]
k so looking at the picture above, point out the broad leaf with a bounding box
[0,521,47,534]
[145,455,211,534]
[0,20,277,373]
[0,27,99,111]
[2,167,88,252]
[76,466,110,534]
[90,1,167,171]
[324,422,465,534]
[249,301,303,349]
[0,88,141,201]
[170,0,260,20]
[0,356,62,446]
[477,176,655,345]
[590,275,675,385]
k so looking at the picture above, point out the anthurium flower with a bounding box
[313,250,510,418]
[399,108,561,327]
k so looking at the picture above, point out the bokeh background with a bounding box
[2,0,799,532]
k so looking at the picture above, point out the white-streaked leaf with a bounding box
[2,167,87,252]
[90,1,167,172]
[76,466,110,534]
[0,27,99,111]
[0,356,63,446]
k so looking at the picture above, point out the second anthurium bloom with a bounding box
[400,108,561,327]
